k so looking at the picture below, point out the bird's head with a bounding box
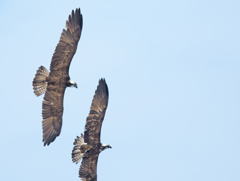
[68,79,78,88]
[100,144,112,152]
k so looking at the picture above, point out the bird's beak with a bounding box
[109,146,112,149]
[75,84,78,88]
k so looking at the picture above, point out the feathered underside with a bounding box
[40,8,83,146]
[75,78,109,181]
[42,89,64,146]
[84,79,109,146]
[49,8,82,73]
[79,150,99,181]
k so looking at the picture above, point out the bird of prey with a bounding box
[32,8,83,146]
[72,79,111,181]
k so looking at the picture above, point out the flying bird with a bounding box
[32,8,83,146]
[72,79,111,181]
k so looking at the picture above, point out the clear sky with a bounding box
[0,0,240,180]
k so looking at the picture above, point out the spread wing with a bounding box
[42,85,65,146]
[84,79,109,146]
[42,8,83,146]
[79,79,109,180]
[79,149,99,181]
[50,8,83,76]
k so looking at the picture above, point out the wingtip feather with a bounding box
[97,78,109,97]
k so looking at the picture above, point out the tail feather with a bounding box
[72,134,85,164]
[32,66,49,96]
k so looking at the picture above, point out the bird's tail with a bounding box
[72,134,85,164]
[32,66,49,96]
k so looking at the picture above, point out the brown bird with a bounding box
[72,79,112,181]
[32,8,83,146]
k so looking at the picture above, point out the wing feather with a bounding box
[84,79,109,146]
[42,86,65,146]
[79,150,99,181]
[50,8,82,74]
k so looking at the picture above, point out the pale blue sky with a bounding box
[1,0,240,180]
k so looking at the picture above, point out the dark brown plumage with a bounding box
[32,8,83,146]
[72,79,111,181]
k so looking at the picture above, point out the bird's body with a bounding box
[32,8,83,146]
[72,79,111,181]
